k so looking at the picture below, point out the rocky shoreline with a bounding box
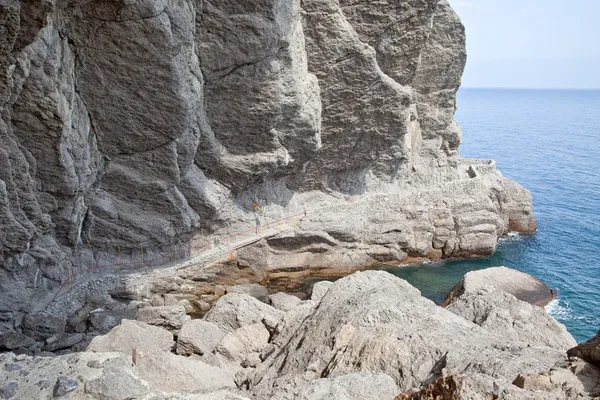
[1,267,598,399]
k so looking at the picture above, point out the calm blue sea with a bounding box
[386,89,600,343]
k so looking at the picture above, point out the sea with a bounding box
[386,88,600,343]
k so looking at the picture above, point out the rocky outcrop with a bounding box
[1,269,598,399]
[0,0,536,320]
[568,330,600,367]
[446,287,576,350]
[442,266,555,307]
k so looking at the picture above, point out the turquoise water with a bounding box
[385,89,600,343]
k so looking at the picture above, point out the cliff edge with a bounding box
[0,0,535,316]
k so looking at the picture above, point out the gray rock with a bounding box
[136,306,187,331]
[568,330,600,366]
[1,382,18,400]
[310,281,334,303]
[446,286,576,350]
[134,349,237,392]
[52,376,78,397]
[44,333,85,352]
[205,294,283,333]
[176,320,225,356]
[21,314,66,341]
[248,271,567,398]
[443,266,555,307]
[89,309,136,334]
[215,323,270,363]
[267,292,302,312]
[0,332,35,351]
[85,366,150,400]
[87,319,174,353]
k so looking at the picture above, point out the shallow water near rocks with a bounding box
[298,89,600,343]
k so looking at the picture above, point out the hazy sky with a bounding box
[448,0,600,89]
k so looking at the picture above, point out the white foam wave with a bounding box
[545,298,569,319]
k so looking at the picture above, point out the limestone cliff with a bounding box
[0,0,535,314]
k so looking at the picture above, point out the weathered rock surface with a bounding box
[0,332,35,351]
[176,320,225,356]
[1,269,596,399]
[87,319,174,353]
[310,281,333,303]
[268,292,302,312]
[443,266,554,307]
[21,313,65,341]
[446,287,576,350]
[568,330,600,366]
[247,271,568,399]
[205,293,283,333]
[0,0,536,322]
[136,306,188,331]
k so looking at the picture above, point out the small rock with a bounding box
[259,344,276,361]
[163,294,179,306]
[268,292,302,312]
[150,294,165,307]
[87,360,103,369]
[53,376,78,397]
[44,333,85,352]
[242,352,261,368]
[136,306,187,331]
[67,307,90,331]
[194,300,211,312]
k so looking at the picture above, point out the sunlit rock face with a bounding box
[0,0,534,313]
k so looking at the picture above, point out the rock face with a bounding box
[0,0,535,318]
[442,266,555,307]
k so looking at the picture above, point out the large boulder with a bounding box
[205,293,283,333]
[568,330,600,366]
[268,292,302,312]
[446,287,576,350]
[215,323,270,363]
[87,319,174,353]
[134,349,237,392]
[88,309,137,334]
[21,313,66,341]
[0,332,36,351]
[136,306,188,331]
[442,266,555,307]
[176,320,225,356]
[248,271,567,399]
